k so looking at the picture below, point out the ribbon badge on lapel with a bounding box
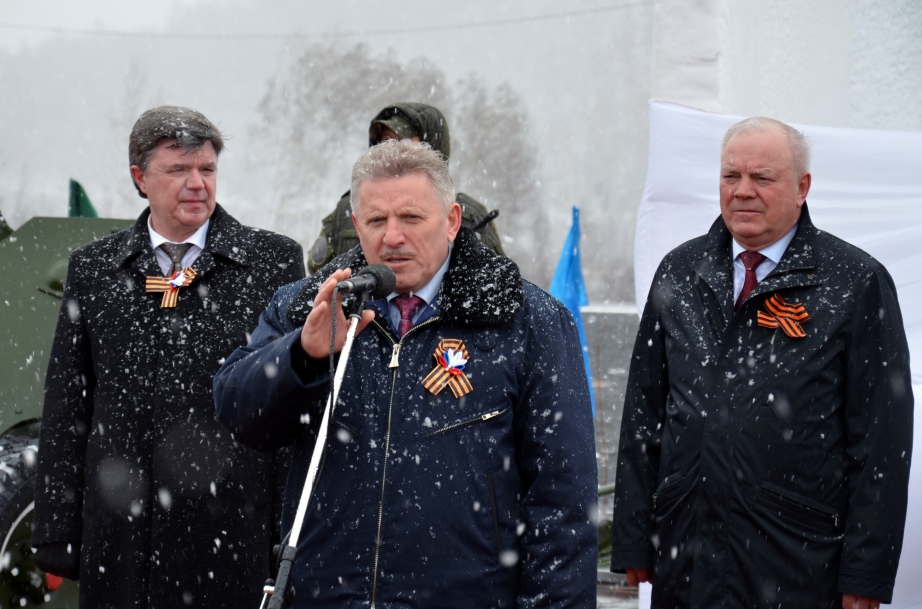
[422,338,474,398]
[757,293,810,338]
[145,268,198,308]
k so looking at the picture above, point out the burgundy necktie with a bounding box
[393,294,424,338]
[735,251,767,311]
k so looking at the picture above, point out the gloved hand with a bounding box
[34,540,81,581]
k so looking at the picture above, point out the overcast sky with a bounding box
[0,0,199,51]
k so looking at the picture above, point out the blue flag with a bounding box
[549,207,595,414]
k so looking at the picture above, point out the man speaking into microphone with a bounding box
[214,139,597,607]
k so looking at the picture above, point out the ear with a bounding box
[130,165,148,195]
[446,202,462,241]
[796,172,811,207]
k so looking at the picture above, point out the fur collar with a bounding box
[286,227,524,327]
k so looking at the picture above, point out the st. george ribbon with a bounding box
[261,264,395,609]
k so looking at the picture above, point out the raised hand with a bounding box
[300,269,376,359]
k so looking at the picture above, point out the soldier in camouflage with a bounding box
[307,102,504,273]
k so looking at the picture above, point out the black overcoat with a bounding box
[34,205,305,609]
[610,206,913,607]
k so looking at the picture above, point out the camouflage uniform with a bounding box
[307,103,504,273]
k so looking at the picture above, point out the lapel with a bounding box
[192,204,249,279]
[748,204,823,300]
[694,216,736,331]
[115,208,161,278]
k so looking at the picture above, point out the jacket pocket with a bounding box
[653,470,693,512]
[748,481,841,534]
[487,472,502,554]
[484,467,523,570]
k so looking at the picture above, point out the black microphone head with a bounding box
[356,264,397,299]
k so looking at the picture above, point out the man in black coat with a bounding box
[32,106,305,608]
[214,139,598,607]
[610,117,913,609]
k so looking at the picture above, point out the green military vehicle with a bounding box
[0,183,133,608]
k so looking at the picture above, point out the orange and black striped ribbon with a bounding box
[422,338,474,398]
[757,293,810,338]
[145,268,198,308]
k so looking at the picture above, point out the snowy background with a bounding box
[2,1,919,304]
[0,0,652,301]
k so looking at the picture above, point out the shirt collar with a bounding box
[386,242,452,306]
[731,224,798,265]
[147,215,210,251]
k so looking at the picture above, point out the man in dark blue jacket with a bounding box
[214,139,598,608]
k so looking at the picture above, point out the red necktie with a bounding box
[393,294,424,338]
[735,251,767,311]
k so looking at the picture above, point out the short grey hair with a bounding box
[721,116,811,177]
[350,139,455,212]
[129,105,224,199]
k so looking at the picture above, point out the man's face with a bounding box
[719,128,811,250]
[130,140,217,242]
[353,172,461,294]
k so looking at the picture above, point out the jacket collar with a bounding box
[694,203,822,322]
[286,227,524,328]
[748,204,822,300]
[115,203,248,277]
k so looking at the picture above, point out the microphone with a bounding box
[336,264,396,300]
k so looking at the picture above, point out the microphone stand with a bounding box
[260,288,367,609]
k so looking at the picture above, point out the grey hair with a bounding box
[350,139,455,212]
[721,117,811,177]
[129,105,225,199]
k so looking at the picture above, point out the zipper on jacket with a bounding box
[374,316,440,369]
[652,492,657,511]
[388,343,401,368]
[369,315,439,608]
[425,409,506,437]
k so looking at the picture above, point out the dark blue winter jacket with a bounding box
[214,229,598,608]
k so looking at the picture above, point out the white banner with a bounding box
[634,100,922,608]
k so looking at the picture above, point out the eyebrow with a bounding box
[721,166,776,175]
[163,162,217,171]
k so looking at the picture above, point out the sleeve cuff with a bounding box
[609,545,654,573]
[837,569,895,604]
[289,339,334,384]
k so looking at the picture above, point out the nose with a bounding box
[186,169,205,190]
[734,175,756,198]
[382,217,405,248]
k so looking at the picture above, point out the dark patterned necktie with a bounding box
[159,242,193,277]
[735,251,767,311]
[393,294,424,338]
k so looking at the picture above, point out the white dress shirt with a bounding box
[385,244,452,330]
[147,216,210,276]
[731,224,798,302]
